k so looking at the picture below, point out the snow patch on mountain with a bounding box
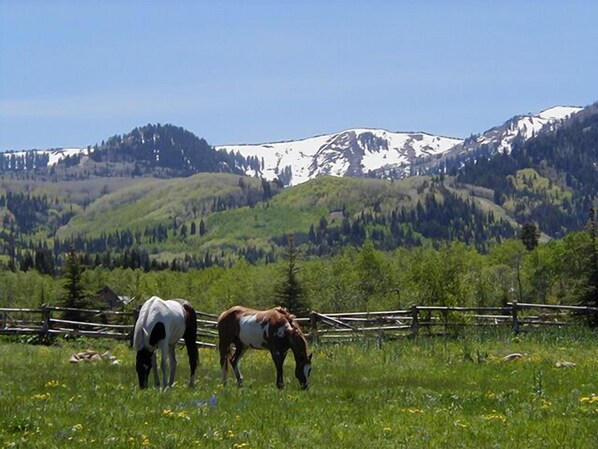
[218,129,462,186]
[477,106,582,154]
[5,147,88,169]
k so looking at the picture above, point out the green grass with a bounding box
[1,330,597,448]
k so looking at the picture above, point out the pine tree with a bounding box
[520,222,540,251]
[275,235,309,316]
[61,246,86,321]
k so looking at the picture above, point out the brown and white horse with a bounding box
[218,306,312,389]
[133,296,199,389]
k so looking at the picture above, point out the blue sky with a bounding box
[1,0,597,151]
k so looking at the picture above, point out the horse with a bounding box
[132,296,199,389]
[217,305,312,390]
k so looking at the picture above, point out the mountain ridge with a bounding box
[0,104,586,186]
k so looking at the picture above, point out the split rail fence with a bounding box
[1,302,596,347]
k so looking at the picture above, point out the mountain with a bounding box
[0,105,583,187]
[217,129,463,186]
[217,106,581,186]
[453,103,598,237]
[413,106,583,176]
[1,101,596,270]
[84,124,248,178]
[0,124,245,179]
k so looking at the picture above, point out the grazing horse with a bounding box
[218,306,312,389]
[133,296,199,389]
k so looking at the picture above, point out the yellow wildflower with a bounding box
[482,411,507,422]
[579,395,598,404]
[31,392,50,400]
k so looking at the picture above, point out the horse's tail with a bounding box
[182,302,199,377]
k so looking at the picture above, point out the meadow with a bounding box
[1,329,597,449]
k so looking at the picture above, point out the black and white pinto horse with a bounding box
[218,305,312,389]
[133,296,198,389]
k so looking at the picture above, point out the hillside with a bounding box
[454,103,598,237]
[0,102,596,271]
[1,173,511,271]
[0,124,247,180]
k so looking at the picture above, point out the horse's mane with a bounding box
[273,306,309,347]
[274,306,298,326]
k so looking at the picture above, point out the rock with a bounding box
[69,349,121,365]
[555,361,575,368]
[502,353,524,362]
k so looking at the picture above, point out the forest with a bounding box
[2,218,597,326]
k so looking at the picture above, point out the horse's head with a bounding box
[287,324,312,390]
[136,348,153,389]
[295,352,312,390]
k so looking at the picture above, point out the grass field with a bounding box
[1,329,597,448]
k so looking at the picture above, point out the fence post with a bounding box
[442,309,448,335]
[41,306,51,336]
[411,306,419,337]
[511,301,520,334]
[309,311,319,343]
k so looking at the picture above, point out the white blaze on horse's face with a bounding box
[239,315,268,349]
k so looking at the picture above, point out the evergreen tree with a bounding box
[275,235,309,316]
[20,252,34,272]
[520,222,540,251]
[35,248,55,276]
[61,246,87,321]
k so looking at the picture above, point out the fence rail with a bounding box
[1,301,597,346]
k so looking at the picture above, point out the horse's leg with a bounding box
[219,340,232,386]
[270,349,287,389]
[230,345,246,387]
[151,352,160,388]
[168,344,177,388]
[159,341,170,389]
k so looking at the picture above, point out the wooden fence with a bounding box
[307,301,598,342]
[0,302,596,347]
[0,305,219,347]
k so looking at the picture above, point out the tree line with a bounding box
[2,214,596,328]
